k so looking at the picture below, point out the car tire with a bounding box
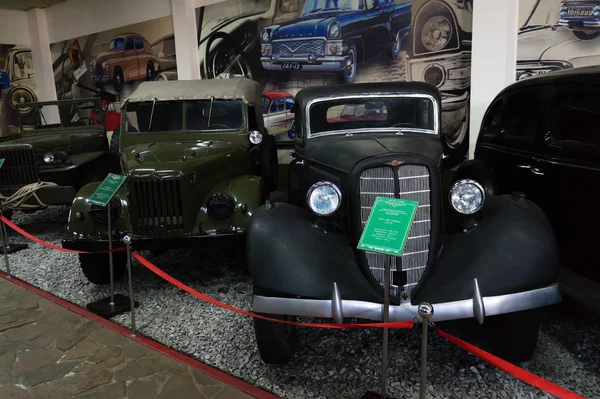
[204,32,253,79]
[146,62,155,81]
[79,251,127,285]
[387,30,402,60]
[253,286,297,364]
[336,45,357,84]
[573,30,600,40]
[110,126,120,154]
[258,133,278,196]
[483,309,540,362]
[113,67,124,93]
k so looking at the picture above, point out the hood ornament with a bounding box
[386,160,405,167]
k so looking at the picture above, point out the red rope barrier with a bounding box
[0,215,125,254]
[437,329,586,399]
[133,252,414,330]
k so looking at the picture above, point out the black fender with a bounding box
[248,202,382,302]
[412,194,560,304]
[452,159,496,197]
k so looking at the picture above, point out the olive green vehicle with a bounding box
[62,78,278,284]
[0,98,119,218]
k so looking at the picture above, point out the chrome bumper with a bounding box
[559,19,600,29]
[253,280,562,324]
[261,56,348,72]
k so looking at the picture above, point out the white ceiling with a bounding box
[0,0,68,11]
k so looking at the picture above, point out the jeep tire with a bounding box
[79,252,127,285]
[483,308,540,362]
[253,286,297,364]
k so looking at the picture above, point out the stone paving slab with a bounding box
[0,276,256,399]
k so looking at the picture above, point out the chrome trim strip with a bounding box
[252,284,562,323]
[305,94,441,139]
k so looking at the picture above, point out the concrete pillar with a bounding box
[172,0,201,80]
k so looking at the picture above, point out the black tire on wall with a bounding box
[79,251,127,285]
[253,286,297,364]
[573,30,600,40]
[336,44,357,84]
[113,67,124,93]
[146,62,155,81]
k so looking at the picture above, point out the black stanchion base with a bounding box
[0,243,28,254]
[361,391,398,399]
[86,294,139,318]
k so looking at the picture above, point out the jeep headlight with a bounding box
[249,130,263,145]
[560,4,568,16]
[307,182,341,216]
[421,16,452,52]
[261,30,271,44]
[328,22,341,39]
[42,151,66,165]
[449,179,485,215]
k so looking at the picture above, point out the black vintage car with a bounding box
[475,65,600,311]
[247,82,562,364]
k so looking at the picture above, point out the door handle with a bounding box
[516,164,531,169]
[531,167,544,176]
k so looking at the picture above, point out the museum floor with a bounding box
[0,273,259,398]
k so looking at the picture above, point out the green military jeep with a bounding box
[0,98,118,218]
[62,78,278,284]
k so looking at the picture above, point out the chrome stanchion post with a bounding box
[107,204,115,305]
[0,202,10,278]
[380,254,391,399]
[418,303,434,399]
[123,235,136,336]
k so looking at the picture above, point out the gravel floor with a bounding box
[2,206,599,399]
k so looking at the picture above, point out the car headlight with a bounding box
[42,151,66,165]
[207,193,234,220]
[449,179,485,215]
[43,153,55,164]
[423,64,445,87]
[421,16,452,52]
[89,198,122,225]
[9,87,35,114]
[249,130,263,145]
[261,30,271,44]
[560,4,568,16]
[307,182,341,216]
[328,22,341,39]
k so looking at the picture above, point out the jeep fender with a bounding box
[65,182,131,241]
[248,202,382,302]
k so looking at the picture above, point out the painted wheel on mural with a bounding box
[146,62,155,81]
[387,30,402,60]
[204,32,253,79]
[336,45,357,84]
[573,30,600,40]
[112,67,124,93]
[443,105,470,169]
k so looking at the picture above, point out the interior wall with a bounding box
[44,0,173,44]
[0,9,31,45]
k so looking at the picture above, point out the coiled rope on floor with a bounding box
[0,181,58,211]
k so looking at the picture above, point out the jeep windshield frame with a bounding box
[123,98,247,133]
[16,98,105,133]
[305,94,440,139]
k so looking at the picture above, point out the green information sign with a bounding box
[0,158,5,169]
[89,173,126,207]
[357,197,419,257]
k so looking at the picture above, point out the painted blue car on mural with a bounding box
[260,0,412,84]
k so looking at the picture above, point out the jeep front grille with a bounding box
[272,39,325,57]
[128,177,184,234]
[0,147,39,189]
[359,165,431,298]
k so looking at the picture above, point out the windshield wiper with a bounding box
[148,98,156,131]
[207,96,214,128]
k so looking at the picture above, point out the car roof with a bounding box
[295,82,441,107]
[126,78,263,104]
[499,65,600,96]
[262,91,292,99]
[110,32,141,39]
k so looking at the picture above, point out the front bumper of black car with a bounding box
[559,18,600,30]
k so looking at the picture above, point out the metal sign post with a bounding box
[86,173,139,318]
[357,197,419,399]
[418,303,434,399]
[123,236,137,336]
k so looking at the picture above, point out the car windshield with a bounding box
[125,99,245,132]
[19,100,104,130]
[108,38,125,51]
[302,0,362,15]
[12,51,34,79]
[308,96,436,137]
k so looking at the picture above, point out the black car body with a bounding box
[260,0,412,83]
[475,65,600,310]
[247,82,562,364]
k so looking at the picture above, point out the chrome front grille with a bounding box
[272,39,325,57]
[128,177,184,234]
[0,147,39,189]
[359,165,432,297]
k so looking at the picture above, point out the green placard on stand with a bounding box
[89,173,126,207]
[357,197,419,256]
[0,158,5,169]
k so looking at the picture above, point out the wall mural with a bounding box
[50,15,177,131]
[517,0,600,81]
[0,44,37,137]
[195,0,473,167]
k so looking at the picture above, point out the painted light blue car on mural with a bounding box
[260,0,412,84]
